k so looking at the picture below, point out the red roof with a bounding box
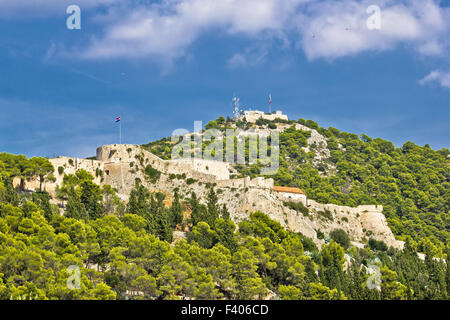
[273,186,305,195]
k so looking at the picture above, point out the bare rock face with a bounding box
[233,185,404,250]
[20,144,403,250]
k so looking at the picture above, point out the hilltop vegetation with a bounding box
[274,119,449,253]
[144,116,450,254]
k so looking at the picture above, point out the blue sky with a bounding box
[0,0,449,158]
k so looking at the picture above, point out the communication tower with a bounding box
[232,96,241,120]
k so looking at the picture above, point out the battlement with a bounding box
[96,144,231,181]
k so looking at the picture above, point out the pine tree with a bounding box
[0,177,19,206]
[348,258,363,299]
[32,190,53,221]
[80,180,105,220]
[169,190,183,229]
[155,208,173,242]
[320,240,345,298]
[189,192,207,227]
[127,183,154,230]
[215,218,238,252]
[220,204,230,220]
[206,188,219,227]
[65,187,88,220]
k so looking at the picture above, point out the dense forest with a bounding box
[0,152,448,300]
[144,116,449,256]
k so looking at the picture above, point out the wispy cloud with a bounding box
[79,0,305,60]
[227,45,270,69]
[297,0,449,60]
[419,70,450,88]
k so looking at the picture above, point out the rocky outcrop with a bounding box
[231,184,403,250]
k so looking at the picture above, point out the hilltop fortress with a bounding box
[239,110,288,123]
[13,108,404,250]
[18,140,404,250]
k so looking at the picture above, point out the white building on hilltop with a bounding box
[240,110,288,123]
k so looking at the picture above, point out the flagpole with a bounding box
[119,120,122,144]
[269,94,271,114]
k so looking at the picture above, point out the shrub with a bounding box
[283,201,309,216]
[186,178,195,185]
[95,168,103,178]
[57,166,64,175]
[155,192,165,202]
[318,209,333,221]
[330,229,350,249]
[298,234,318,252]
[368,238,388,251]
[144,165,160,183]
[316,230,325,240]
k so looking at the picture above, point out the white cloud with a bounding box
[419,70,450,88]
[297,0,449,60]
[227,54,247,68]
[418,41,445,56]
[80,0,307,60]
[227,45,270,68]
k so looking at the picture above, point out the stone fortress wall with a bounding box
[18,140,403,250]
[16,156,105,198]
[25,144,272,201]
[97,144,231,181]
[51,157,104,186]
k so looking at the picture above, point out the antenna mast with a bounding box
[233,96,240,120]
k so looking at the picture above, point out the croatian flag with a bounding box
[269,94,272,105]
[115,116,121,123]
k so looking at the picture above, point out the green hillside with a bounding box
[143,116,450,252]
